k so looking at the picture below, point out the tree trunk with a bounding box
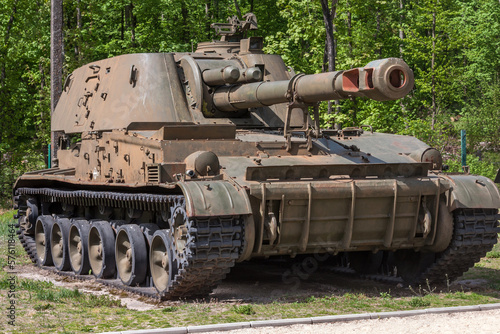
[399,0,405,57]
[1,0,19,86]
[376,7,381,56]
[321,0,338,120]
[129,2,136,46]
[51,0,63,112]
[51,0,64,163]
[234,0,242,17]
[347,1,353,60]
[121,7,125,40]
[431,7,437,130]
[75,0,82,59]
[399,0,408,128]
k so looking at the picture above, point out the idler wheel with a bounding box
[88,221,116,278]
[115,225,147,286]
[21,198,38,235]
[349,251,384,275]
[150,230,177,293]
[68,219,91,275]
[51,218,72,271]
[34,216,55,266]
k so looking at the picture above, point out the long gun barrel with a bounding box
[212,58,413,112]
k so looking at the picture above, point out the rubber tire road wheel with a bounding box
[150,230,176,293]
[115,224,147,286]
[34,216,55,266]
[68,219,91,275]
[88,221,116,278]
[51,218,72,271]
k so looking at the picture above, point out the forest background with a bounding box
[0,0,499,207]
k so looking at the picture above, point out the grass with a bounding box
[1,210,499,334]
[232,304,256,315]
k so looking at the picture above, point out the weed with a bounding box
[408,279,436,297]
[36,288,79,302]
[305,296,316,303]
[379,291,392,299]
[37,290,56,302]
[19,278,54,291]
[486,251,500,259]
[82,293,121,308]
[162,306,178,313]
[232,304,256,315]
[408,297,431,307]
[35,285,121,307]
[34,303,54,311]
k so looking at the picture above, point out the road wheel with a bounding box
[150,230,177,293]
[34,216,55,266]
[88,221,116,278]
[115,224,147,286]
[51,218,72,271]
[68,219,91,275]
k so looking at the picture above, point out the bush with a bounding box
[408,297,431,308]
[445,154,499,181]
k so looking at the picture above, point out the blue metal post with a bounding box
[461,129,466,168]
[48,144,51,169]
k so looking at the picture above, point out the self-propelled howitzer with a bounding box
[14,13,500,299]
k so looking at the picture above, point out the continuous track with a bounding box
[410,208,500,285]
[15,187,243,300]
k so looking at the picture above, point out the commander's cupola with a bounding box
[195,13,263,55]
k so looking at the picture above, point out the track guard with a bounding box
[442,175,500,210]
[177,180,252,217]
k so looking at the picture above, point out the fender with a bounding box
[176,180,252,217]
[441,174,500,210]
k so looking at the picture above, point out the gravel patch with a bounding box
[209,309,500,334]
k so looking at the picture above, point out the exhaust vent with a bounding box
[146,164,161,183]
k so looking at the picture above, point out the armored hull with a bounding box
[14,14,500,298]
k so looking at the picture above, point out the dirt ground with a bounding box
[15,258,491,308]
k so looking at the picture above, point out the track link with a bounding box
[15,187,243,300]
[411,208,500,285]
[162,216,242,299]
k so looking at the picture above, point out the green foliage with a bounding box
[379,292,392,299]
[1,0,500,207]
[408,297,431,308]
[232,304,256,315]
[162,306,179,313]
[36,286,121,307]
[34,303,54,311]
[445,155,499,181]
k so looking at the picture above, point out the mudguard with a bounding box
[442,174,500,210]
[177,180,252,217]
